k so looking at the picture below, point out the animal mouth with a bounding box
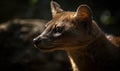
[39,47,54,50]
[35,44,58,51]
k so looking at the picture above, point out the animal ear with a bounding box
[75,5,93,35]
[75,4,92,22]
[51,1,63,17]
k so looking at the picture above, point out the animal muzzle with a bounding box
[33,35,55,48]
[33,37,42,47]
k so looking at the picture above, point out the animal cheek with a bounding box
[53,33,62,37]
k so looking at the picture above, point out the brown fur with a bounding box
[106,35,120,47]
[33,1,120,71]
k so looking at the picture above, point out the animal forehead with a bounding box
[45,12,74,27]
[54,12,75,20]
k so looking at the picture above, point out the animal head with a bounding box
[33,1,102,52]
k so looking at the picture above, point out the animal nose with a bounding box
[33,37,41,47]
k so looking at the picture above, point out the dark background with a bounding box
[0,0,120,71]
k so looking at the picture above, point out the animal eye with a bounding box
[54,27,64,33]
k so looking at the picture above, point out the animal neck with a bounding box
[67,34,119,71]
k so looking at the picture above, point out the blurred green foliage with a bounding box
[29,0,38,5]
[105,17,116,25]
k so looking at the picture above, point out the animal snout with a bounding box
[33,37,41,47]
